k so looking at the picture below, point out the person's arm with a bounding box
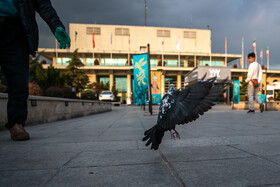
[245,64,253,82]
[35,0,70,48]
[34,0,64,34]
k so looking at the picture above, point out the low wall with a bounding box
[0,93,112,130]
[232,101,280,111]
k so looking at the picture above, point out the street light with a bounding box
[72,87,76,98]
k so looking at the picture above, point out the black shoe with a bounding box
[247,110,255,113]
[260,104,264,113]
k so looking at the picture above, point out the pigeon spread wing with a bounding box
[178,79,226,124]
[143,77,227,150]
[157,77,217,131]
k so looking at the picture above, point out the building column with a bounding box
[161,74,165,96]
[127,73,132,105]
[239,76,243,82]
[109,71,114,91]
[177,74,181,89]
[53,57,57,66]
[83,57,87,65]
[92,72,97,83]
[184,60,188,67]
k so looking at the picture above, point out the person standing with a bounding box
[245,52,264,113]
[0,0,70,141]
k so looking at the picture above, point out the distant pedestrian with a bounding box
[0,0,70,141]
[245,52,264,113]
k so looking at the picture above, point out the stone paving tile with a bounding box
[160,145,252,162]
[0,151,77,171]
[171,157,280,187]
[138,134,280,150]
[265,155,280,165]
[0,169,56,186]
[25,141,139,153]
[44,164,179,187]
[233,142,280,157]
[66,149,163,168]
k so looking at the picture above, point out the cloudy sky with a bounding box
[37,0,279,69]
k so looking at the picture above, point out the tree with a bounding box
[29,56,48,90]
[65,49,89,94]
[88,81,109,95]
[29,57,67,92]
[111,83,119,101]
[45,65,67,89]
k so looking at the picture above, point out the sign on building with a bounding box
[185,66,231,86]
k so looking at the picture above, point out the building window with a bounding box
[181,76,185,88]
[99,77,110,88]
[86,27,101,35]
[56,58,71,65]
[184,31,196,39]
[164,77,177,92]
[165,60,178,67]
[150,59,157,67]
[157,30,170,38]
[115,28,130,36]
[140,46,147,52]
[115,77,127,93]
[231,76,239,81]
[101,58,127,66]
[200,61,223,66]
[86,58,94,66]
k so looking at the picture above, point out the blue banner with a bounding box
[233,80,240,104]
[133,54,149,105]
[152,94,161,104]
[257,94,266,104]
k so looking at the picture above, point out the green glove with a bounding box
[54,27,71,49]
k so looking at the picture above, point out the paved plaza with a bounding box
[1,105,280,186]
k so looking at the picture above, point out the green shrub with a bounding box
[62,87,75,99]
[81,90,98,100]
[29,82,43,96]
[45,87,63,97]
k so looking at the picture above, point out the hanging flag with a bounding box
[233,80,240,104]
[225,37,227,49]
[92,32,95,48]
[133,54,149,105]
[266,47,269,56]
[110,32,112,44]
[260,49,263,58]
[245,56,248,68]
[253,40,256,50]
[128,34,130,45]
[162,37,164,45]
[176,37,180,51]
[75,31,78,42]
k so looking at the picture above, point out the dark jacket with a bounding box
[13,0,65,56]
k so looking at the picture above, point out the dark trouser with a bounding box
[0,17,29,130]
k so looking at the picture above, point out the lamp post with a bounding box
[72,87,76,98]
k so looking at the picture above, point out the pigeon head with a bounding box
[167,84,176,94]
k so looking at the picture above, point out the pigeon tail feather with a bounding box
[143,125,164,150]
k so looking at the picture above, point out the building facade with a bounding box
[38,23,280,104]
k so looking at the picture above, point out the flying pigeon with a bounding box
[143,76,227,150]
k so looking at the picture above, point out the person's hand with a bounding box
[54,27,71,49]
